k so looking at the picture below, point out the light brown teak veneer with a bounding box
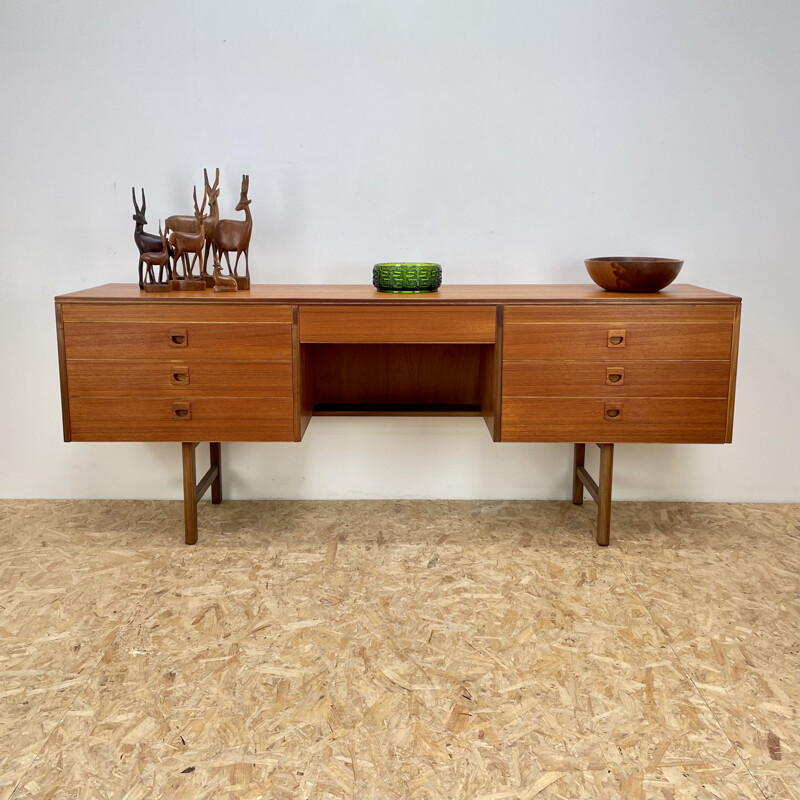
[55,283,741,545]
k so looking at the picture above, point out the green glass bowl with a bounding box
[373,263,442,293]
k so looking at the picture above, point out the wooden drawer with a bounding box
[299,305,496,343]
[501,397,728,443]
[504,304,736,324]
[61,304,293,323]
[67,360,293,398]
[503,323,732,361]
[68,397,294,442]
[502,361,731,398]
[63,322,292,360]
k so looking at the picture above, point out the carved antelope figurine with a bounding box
[168,187,207,280]
[213,174,252,284]
[165,183,207,236]
[132,188,164,289]
[201,168,220,282]
[212,255,238,292]
[140,221,172,288]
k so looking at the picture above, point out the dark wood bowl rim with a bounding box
[586,257,683,264]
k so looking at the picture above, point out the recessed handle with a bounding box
[605,367,625,385]
[607,329,626,348]
[604,402,623,420]
[170,366,190,385]
[172,401,192,421]
[169,328,188,347]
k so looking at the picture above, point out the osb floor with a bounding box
[0,500,797,800]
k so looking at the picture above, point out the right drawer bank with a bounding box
[500,303,739,443]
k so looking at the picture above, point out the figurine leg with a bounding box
[138,259,144,289]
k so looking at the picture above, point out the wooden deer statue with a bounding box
[213,174,252,289]
[168,187,207,288]
[132,188,164,289]
[212,255,238,292]
[140,221,172,291]
[165,183,206,236]
[201,168,220,286]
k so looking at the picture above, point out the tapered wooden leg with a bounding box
[210,442,222,504]
[596,443,614,546]
[571,442,616,546]
[572,443,586,504]
[182,442,199,545]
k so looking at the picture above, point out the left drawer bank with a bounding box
[56,302,297,442]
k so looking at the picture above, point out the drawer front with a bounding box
[67,360,293,398]
[504,304,736,324]
[69,397,294,442]
[299,305,496,343]
[62,304,293,323]
[501,398,728,443]
[64,322,292,360]
[502,361,731,398]
[504,323,732,361]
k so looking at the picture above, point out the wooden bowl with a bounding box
[585,257,683,292]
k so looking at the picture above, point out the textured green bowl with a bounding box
[373,263,442,293]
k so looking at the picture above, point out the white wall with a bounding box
[1,0,798,502]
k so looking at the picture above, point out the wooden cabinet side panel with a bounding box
[726,304,741,442]
[55,303,71,441]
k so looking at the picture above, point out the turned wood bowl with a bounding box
[585,257,683,292]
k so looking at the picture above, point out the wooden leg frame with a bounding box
[572,443,614,546]
[179,441,613,546]
[181,442,222,545]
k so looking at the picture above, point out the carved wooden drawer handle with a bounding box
[606,367,625,385]
[170,366,190,385]
[172,401,192,421]
[607,329,626,347]
[604,403,623,420]
[169,328,188,347]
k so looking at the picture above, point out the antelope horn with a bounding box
[214,167,220,189]
[132,187,139,213]
[140,188,146,214]
[193,185,199,214]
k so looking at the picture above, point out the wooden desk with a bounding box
[55,283,741,545]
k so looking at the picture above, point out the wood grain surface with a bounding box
[69,397,294,441]
[55,282,741,305]
[64,322,292,360]
[299,305,496,343]
[307,344,487,407]
[501,397,728,443]
[504,304,736,323]
[502,361,731,398]
[503,323,733,361]
[66,360,294,398]
[62,304,292,323]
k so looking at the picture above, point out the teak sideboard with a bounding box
[55,283,741,546]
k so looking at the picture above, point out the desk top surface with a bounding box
[56,283,740,305]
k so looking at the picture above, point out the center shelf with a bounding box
[312,403,483,416]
